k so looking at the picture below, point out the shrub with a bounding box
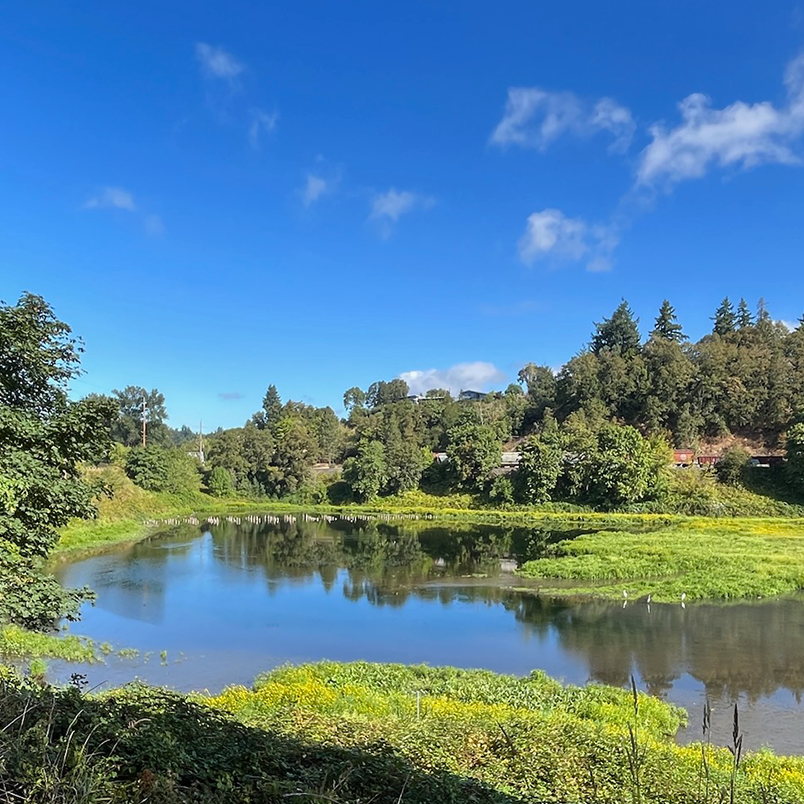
[716,445,751,486]
[207,465,235,497]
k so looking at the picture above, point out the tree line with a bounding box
[92,295,804,508]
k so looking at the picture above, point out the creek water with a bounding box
[48,516,804,755]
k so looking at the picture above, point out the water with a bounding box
[48,517,804,755]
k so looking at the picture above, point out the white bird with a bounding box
[623,590,628,599]
[681,593,686,601]
[646,594,652,604]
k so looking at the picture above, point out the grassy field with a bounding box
[518,516,804,601]
[2,660,803,803]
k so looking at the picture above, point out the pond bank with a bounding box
[2,660,803,803]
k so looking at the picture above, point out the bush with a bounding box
[125,446,201,495]
[207,466,235,497]
[716,445,751,486]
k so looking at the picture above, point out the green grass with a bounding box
[0,624,99,662]
[517,516,804,601]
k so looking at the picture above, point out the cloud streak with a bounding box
[491,88,635,152]
[84,187,164,237]
[248,108,279,149]
[84,187,137,212]
[399,362,505,397]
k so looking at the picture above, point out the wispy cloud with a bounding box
[399,362,505,396]
[637,53,804,187]
[491,88,635,152]
[218,391,245,400]
[84,187,137,212]
[195,42,244,81]
[518,209,618,272]
[84,187,164,237]
[369,188,434,237]
[248,108,279,149]
[301,174,329,206]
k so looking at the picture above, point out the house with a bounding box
[458,389,485,402]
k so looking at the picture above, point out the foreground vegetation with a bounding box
[2,661,803,803]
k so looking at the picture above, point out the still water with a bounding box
[50,517,804,755]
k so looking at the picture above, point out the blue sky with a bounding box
[3,1,804,430]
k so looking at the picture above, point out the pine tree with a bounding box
[712,297,736,336]
[591,300,641,355]
[737,298,753,329]
[261,384,283,430]
[651,300,686,342]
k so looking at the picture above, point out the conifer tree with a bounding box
[737,298,753,329]
[712,297,736,336]
[651,300,686,342]
[591,300,641,355]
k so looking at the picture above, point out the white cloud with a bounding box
[637,53,804,186]
[248,109,279,149]
[301,174,329,206]
[399,362,506,397]
[84,187,137,212]
[195,42,244,80]
[491,87,634,152]
[369,188,434,236]
[518,209,618,272]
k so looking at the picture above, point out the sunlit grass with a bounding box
[518,518,804,601]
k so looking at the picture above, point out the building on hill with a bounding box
[458,389,485,401]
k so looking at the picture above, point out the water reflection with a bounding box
[50,517,804,753]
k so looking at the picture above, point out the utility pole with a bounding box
[141,396,147,448]
[198,420,205,466]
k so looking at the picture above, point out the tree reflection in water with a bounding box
[130,518,804,704]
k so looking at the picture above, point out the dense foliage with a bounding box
[2,661,803,803]
[0,294,115,628]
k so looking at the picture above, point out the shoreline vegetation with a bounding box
[54,468,804,604]
[2,660,804,803]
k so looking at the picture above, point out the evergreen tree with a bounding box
[712,297,736,336]
[591,300,641,355]
[737,298,753,329]
[651,300,686,342]
[262,384,283,424]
